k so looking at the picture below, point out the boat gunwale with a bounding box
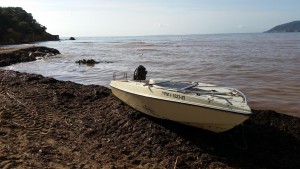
[110,83,252,116]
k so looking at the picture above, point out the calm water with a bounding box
[2,33,300,117]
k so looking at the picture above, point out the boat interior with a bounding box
[112,71,247,104]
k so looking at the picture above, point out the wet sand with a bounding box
[0,47,299,168]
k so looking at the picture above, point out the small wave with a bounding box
[108,41,123,44]
[126,42,155,47]
[99,61,114,64]
[137,48,161,52]
[74,42,96,44]
[229,64,242,68]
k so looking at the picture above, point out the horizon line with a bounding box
[59,32,267,38]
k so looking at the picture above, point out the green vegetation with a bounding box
[0,7,58,45]
[265,21,300,33]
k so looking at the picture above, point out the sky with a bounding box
[1,0,300,37]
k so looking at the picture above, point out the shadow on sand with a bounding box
[148,110,300,168]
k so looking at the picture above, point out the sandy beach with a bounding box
[0,47,299,168]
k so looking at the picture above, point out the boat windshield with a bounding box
[154,81,194,90]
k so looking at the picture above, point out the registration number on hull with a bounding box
[161,91,185,100]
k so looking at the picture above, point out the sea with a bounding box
[2,33,300,117]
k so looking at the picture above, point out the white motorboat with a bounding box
[110,67,252,133]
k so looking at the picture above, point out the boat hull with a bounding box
[111,85,250,133]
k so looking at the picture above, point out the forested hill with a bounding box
[0,7,59,45]
[265,21,300,33]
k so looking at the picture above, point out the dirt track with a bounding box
[0,70,299,169]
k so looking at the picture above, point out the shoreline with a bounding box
[0,47,299,168]
[0,70,299,168]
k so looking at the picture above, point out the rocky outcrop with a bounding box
[75,59,99,65]
[0,32,59,45]
[0,46,60,67]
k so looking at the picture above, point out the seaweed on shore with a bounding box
[0,46,60,67]
[0,70,299,169]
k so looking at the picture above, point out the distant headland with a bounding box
[265,21,300,33]
[0,7,59,45]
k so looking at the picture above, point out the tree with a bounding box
[17,21,32,33]
[0,7,48,35]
